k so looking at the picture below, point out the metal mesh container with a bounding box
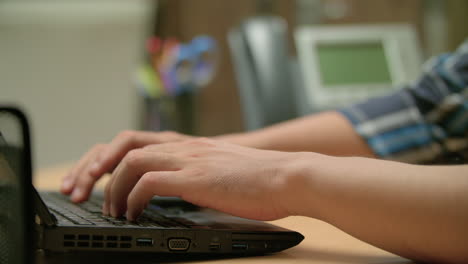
[0,107,33,264]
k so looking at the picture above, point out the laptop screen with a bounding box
[0,107,32,264]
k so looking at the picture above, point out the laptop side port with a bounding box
[209,242,221,251]
[136,238,154,247]
[232,242,248,250]
[168,238,190,251]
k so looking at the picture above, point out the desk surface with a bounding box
[36,164,413,264]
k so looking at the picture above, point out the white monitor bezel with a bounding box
[295,24,422,110]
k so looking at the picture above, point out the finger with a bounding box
[102,149,151,216]
[103,151,136,216]
[61,145,102,194]
[69,144,108,202]
[89,131,164,178]
[61,144,106,195]
[102,201,109,216]
[103,169,115,216]
[108,150,182,218]
[126,171,184,221]
[103,155,126,215]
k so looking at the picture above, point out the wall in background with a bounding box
[446,0,468,51]
[0,1,154,169]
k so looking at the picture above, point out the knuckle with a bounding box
[117,130,136,140]
[160,131,186,142]
[140,172,158,186]
[88,169,101,179]
[142,144,157,151]
[123,150,145,169]
[93,143,106,151]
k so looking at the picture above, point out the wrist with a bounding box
[278,152,332,220]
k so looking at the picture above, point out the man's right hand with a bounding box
[60,130,193,203]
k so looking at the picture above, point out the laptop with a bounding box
[0,106,303,261]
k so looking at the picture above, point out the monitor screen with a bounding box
[317,41,392,86]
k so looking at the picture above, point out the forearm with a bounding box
[217,111,375,157]
[291,154,468,263]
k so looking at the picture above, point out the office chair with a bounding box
[228,16,299,131]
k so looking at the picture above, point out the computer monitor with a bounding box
[295,24,423,111]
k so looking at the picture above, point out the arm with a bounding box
[220,41,468,161]
[217,111,375,158]
[61,111,374,202]
[103,138,468,263]
[293,154,468,263]
[62,41,468,203]
[335,41,468,164]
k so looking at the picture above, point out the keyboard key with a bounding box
[41,192,199,229]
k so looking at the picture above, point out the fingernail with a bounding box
[89,162,100,174]
[71,188,83,202]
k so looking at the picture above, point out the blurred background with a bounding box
[0,0,467,170]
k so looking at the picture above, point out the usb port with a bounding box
[209,242,221,251]
[136,238,154,247]
[232,242,248,250]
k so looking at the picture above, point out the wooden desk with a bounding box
[36,164,413,264]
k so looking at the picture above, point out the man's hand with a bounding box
[103,138,303,221]
[61,130,193,202]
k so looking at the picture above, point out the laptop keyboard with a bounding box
[41,192,197,228]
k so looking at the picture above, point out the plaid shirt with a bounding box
[340,40,468,164]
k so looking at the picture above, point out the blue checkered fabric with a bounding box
[340,40,468,164]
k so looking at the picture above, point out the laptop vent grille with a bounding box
[63,234,133,249]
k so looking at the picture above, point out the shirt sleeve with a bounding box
[339,40,468,164]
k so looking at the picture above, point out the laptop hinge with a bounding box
[34,222,45,250]
[33,187,57,227]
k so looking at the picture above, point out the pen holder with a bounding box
[141,91,196,135]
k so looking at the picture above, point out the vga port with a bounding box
[168,238,190,251]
